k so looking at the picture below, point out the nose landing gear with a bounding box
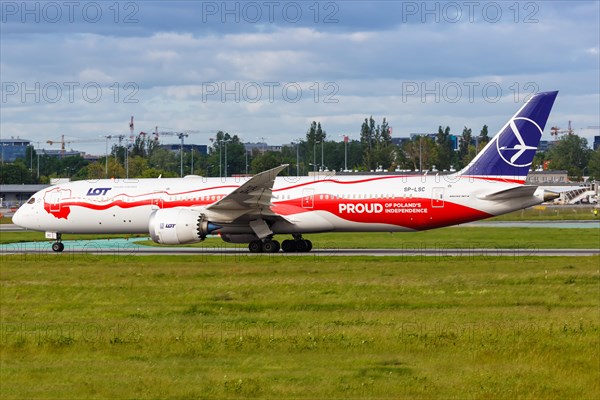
[51,233,64,252]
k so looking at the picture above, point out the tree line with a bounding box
[2,119,599,184]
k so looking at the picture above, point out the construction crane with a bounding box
[550,121,600,141]
[46,135,104,158]
[140,127,218,177]
[550,120,574,138]
[141,127,199,177]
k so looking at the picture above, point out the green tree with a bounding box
[305,121,326,171]
[361,116,394,170]
[585,147,600,181]
[435,126,453,171]
[250,151,281,173]
[548,134,591,179]
[148,147,178,175]
[129,156,148,178]
[206,131,246,177]
[402,135,437,171]
[107,157,126,178]
[86,162,105,179]
[478,125,489,149]
[0,160,35,184]
[457,127,473,169]
[360,116,376,170]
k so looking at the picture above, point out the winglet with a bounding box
[459,91,558,183]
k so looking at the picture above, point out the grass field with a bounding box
[1,254,598,399]
[1,227,599,249]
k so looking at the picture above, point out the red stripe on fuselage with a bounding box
[271,196,491,230]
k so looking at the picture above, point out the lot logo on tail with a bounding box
[496,117,543,167]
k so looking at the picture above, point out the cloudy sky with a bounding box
[1,1,599,154]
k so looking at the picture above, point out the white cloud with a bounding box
[1,2,598,154]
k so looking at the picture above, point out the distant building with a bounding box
[40,149,86,158]
[526,170,569,184]
[159,144,207,156]
[594,136,600,151]
[391,137,411,147]
[1,138,30,163]
[0,184,49,208]
[244,142,282,153]
[406,133,461,151]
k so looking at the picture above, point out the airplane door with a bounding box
[302,188,314,209]
[431,187,444,208]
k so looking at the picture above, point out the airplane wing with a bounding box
[477,185,538,200]
[202,164,290,223]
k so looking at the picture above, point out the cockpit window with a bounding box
[27,197,35,204]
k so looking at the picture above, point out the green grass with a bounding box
[2,226,599,248]
[0,232,145,245]
[489,205,598,221]
[136,227,599,249]
[1,255,599,399]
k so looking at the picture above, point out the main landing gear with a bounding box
[248,234,312,254]
[51,233,64,252]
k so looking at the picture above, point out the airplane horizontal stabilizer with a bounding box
[478,185,538,200]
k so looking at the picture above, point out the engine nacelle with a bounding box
[148,208,220,245]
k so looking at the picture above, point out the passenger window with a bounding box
[27,197,35,204]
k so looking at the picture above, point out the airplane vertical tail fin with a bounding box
[458,91,558,183]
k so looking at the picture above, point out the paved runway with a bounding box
[0,224,25,232]
[1,238,598,257]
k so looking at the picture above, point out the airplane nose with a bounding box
[12,206,26,228]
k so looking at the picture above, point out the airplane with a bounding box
[13,91,560,253]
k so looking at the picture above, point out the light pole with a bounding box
[314,141,320,172]
[419,135,423,172]
[36,142,40,178]
[218,138,231,178]
[178,132,189,178]
[104,136,110,178]
[257,136,268,153]
[224,141,228,178]
[339,135,350,172]
[292,139,302,176]
[321,140,325,171]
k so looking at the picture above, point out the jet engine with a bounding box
[148,208,220,245]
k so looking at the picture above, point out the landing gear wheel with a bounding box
[295,239,308,253]
[304,240,313,252]
[51,242,64,252]
[262,240,280,253]
[282,240,296,253]
[249,240,263,253]
[286,235,313,253]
